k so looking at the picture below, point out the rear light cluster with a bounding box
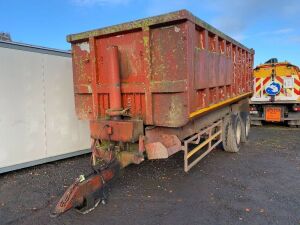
[250,105,258,114]
[292,104,300,112]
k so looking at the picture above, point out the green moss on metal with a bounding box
[67,9,253,55]
[67,10,185,42]
[143,36,149,48]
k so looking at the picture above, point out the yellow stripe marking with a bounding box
[189,92,252,118]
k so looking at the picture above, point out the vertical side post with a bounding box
[89,37,99,119]
[106,46,122,114]
[142,27,153,124]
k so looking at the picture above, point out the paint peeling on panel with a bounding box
[174,26,180,32]
[77,42,90,53]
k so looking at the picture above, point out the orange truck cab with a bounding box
[250,58,300,126]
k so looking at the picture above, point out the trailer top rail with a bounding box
[67,9,254,54]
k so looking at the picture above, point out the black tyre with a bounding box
[240,112,250,143]
[222,115,231,151]
[222,114,242,153]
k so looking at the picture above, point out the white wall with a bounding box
[0,45,90,172]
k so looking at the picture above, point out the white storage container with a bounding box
[0,40,90,173]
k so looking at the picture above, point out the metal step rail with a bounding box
[182,120,222,172]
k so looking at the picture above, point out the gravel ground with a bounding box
[0,126,299,225]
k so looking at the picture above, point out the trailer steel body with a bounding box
[53,10,254,216]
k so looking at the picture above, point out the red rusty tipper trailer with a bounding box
[52,10,254,216]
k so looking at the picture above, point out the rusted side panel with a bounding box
[150,22,189,127]
[69,10,254,128]
[151,23,187,81]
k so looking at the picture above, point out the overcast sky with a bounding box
[1,0,299,66]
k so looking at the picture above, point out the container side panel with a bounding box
[150,23,189,127]
[153,93,188,127]
[151,23,187,81]
[69,12,254,125]
[72,41,94,120]
[194,49,209,89]
[96,30,145,84]
[122,93,146,121]
[191,25,252,116]
[95,30,147,119]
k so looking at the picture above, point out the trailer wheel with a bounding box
[222,115,231,151]
[240,112,250,143]
[222,114,241,153]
